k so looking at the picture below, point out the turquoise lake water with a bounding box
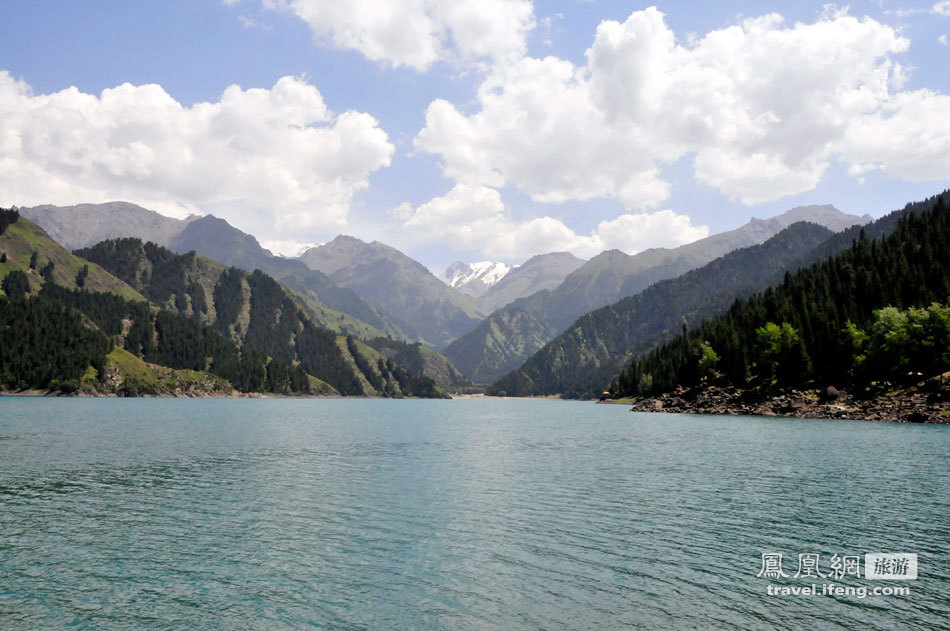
[0,398,947,630]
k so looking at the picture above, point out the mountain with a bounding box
[366,337,471,390]
[0,214,143,301]
[67,237,368,395]
[609,191,950,401]
[76,237,456,397]
[167,215,399,339]
[16,202,477,387]
[488,222,836,398]
[20,204,399,340]
[12,230,446,398]
[770,204,873,232]
[0,211,328,395]
[479,252,585,313]
[443,204,869,383]
[443,260,515,299]
[299,235,485,350]
[19,202,196,250]
[440,296,562,385]
[551,205,869,324]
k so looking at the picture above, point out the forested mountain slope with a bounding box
[610,191,950,399]
[0,213,143,301]
[489,222,836,397]
[169,216,399,338]
[76,238,449,397]
[1,214,444,398]
[21,203,397,340]
[1,210,321,395]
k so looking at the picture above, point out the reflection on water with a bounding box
[0,398,947,630]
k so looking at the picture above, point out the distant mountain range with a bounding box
[5,191,944,403]
[441,253,587,313]
[18,200,872,387]
[443,205,870,383]
[23,203,494,351]
[300,236,484,350]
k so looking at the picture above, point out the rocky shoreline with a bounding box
[625,384,950,424]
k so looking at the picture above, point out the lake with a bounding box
[0,398,947,630]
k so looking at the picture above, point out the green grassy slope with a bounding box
[0,218,144,300]
[99,347,236,396]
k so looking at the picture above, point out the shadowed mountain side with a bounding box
[441,296,561,384]
[366,337,471,390]
[606,191,950,406]
[490,196,923,398]
[554,205,869,328]
[299,235,485,350]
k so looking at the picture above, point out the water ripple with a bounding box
[0,398,947,630]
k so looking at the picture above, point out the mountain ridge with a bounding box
[299,235,485,350]
[488,221,838,397]
[478,252,586,313]
[20,202,196,251]
[444,204,870,383]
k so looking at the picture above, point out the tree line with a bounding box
[31,282,314,394]
[0,207,19,235]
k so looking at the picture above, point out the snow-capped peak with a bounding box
[443,260,516,297]
[262,240,323,258]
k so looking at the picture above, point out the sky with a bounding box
[1,1,949,272]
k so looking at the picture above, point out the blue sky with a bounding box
[1,1,949,271]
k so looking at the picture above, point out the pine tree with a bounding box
[75,265,89,288]
[2,270,30,299]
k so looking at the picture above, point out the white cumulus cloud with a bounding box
[262,0,535,70]
[0,72,394,237]
[838,89,950,181]
[396,183,707,260]
[415,7,950,208]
